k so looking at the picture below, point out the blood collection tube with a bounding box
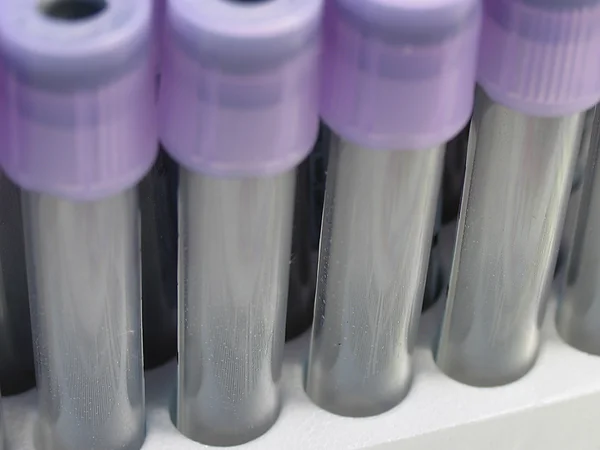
[159,0,320,445]
[436,0,600,387]
[0,170,35,395]
[305,0,481,417]
[557,107,600,355]
[0,1,155,449]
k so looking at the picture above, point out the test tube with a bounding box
[557,108,600,355]
[0,1,155,449]
[0,170,35,395]
[159,0,320,445]
[435,0,600,387]
[305,0,481,417]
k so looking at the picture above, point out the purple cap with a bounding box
[159,0,321,177]
[321,0,481,151]
[479,0,600,117]
[0,0,157,201]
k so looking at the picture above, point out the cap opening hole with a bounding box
[41,0,107,21]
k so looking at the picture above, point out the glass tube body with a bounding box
[177,167,295,446]
[306,134,444,417]
[22,188,145,450]
[554,108,596,285]
[436,88,583,387]
[557,107,600,355]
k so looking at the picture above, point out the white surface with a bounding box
[4,222,600,450]
[4,300,600,450]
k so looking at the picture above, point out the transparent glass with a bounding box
[436,88,583,387]
[306,135,444,417]
[177,168,296,446]
[22,188,145,450]
[558,107,600,355]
